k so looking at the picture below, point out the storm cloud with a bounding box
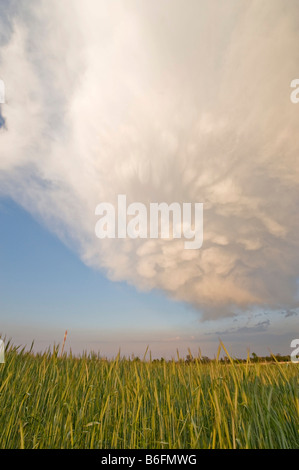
[1,0,299,319]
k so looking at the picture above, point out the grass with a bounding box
[0,341,298,449]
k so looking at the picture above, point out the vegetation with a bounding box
[0,341,298,449]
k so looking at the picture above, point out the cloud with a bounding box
[1,0,299,319]
[235,320,271,334]
[284,309,299,318]
[215,320,271,336]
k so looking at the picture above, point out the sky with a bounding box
[0,0,298,359]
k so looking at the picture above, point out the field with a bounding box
[0,342,298,449]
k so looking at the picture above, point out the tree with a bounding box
[252,352,258,362]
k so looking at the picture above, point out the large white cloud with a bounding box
[1,0,299,319]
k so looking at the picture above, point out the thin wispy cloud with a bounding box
[284,309,299,318]
[216,320,271,336]
[0,0,299,320]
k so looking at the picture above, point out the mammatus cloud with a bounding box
[0,0,299,319]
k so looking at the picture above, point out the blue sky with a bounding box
[0,197,297,359]
[0,197,204,358]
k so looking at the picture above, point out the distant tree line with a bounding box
[131,352,292,364]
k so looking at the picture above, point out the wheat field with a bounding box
[0,341,298,449]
